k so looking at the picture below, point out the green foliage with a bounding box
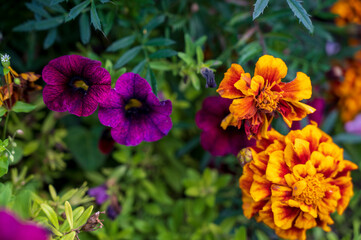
[286,0,314,33]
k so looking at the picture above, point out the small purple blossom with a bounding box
[98,73,172,146]
[42,55,111,117]
[195,96,254,156]
[325,41,341,56]
[200,67,217,88]
[88,185,109,205]
[345,114,361,134]
[0,209,50,240]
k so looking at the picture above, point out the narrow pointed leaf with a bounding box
[12,101,36,113]
[44,28,57,49]
[73,205,93,229]
[40,203,59,229]
[146,67,157,96]
[145,38,175,46]
[65,201,74,229]
[67,0,90,20]
[132,59,146,74]
[79,13,91,44]
[253,0,270,20]
[60,232,76,240]
[114,46,142,69]
[90,2,101,31]
[106,35,135,52]
[149,49,177,59]
[286,0,314,33]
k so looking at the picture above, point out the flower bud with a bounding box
[237,147,252,166]
[200,67,217,88]
[1,54,10,68]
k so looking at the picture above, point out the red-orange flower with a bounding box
[239,124,358,240]
[331,0,361,26]
[217,55,315,139]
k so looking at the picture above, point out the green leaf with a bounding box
[49,185,58,201]
[145,38,175,46]
[286,0,314,33]
[73,205,93,229]
[44,28,57,49]
[11,101,36,113]
[106,35,136,52]
[67,0,91,20]
[0,155,9,178]
[149,61,173,71]
[40,203,59,229]
[333,134,361,144]
[3,68,10,76]
[60,231,76,240]
[23,141,39,156]
[132,59,146,74]
[321,109,338,134]
[26,2,51,18]
[0,107,7,117]
[143,15,165,34]
[64,127,106,170]
[146,67,157,96]
[253,0,270,20]
[114,46,142,69]
[13,21,36,32]
[178,52,194,65]
[235,226,247,240]
[59,189,77,203]
[51,0,65,5]
[79,13,90,44]
[149,49,177,59]
[35,16,64,31]
[196,46,204,64]
[65,201,74,229]
[90,2,101,31]
[0,183,12,205]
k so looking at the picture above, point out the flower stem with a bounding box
[2,111,10,140]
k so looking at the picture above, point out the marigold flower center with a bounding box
[72,79,89,91]
[255,87,281,113]
[293,173,326,205]
[125,98,142,111]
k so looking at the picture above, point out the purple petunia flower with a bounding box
[42,55,111,117]
[195,96,255,156]
[0,209,50,240]
[98,73,172,146]
[345,114,361,134]
[88,185,109,205]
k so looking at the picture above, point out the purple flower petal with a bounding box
[111,120,132,145]
[66,90,98,117]
[88,185,109,205]
[345,114,361,134]
[98,90,126,128]
[308,97,326,126]
[114,73,152,99]
[0,210,49,240]
[42,84,69,112]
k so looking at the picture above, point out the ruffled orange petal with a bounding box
[241,193,268,219]
[239,164,254,195]
[280,101,316,127]
[293,138,311,164]
[294,212,317,229]
[271,184,292,201]
[329,176,354,214]
[234,73,251,95]
[276,227,306,240]
[272,201,300,229]
[266,150,290,185]
[250,174,272,201]
[254,55,288,84]
[229,96,257,119]
[281,72,312,101]
[217,64,245,99]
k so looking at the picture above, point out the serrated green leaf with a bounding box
[145,38,175,46]
[65,201,74,229]
[79,13,90,44]
[253,0,270,20]
[44,28,57,49]
[114,46,142,69]
[132,59,146,74]
[286,0,314,33]
[146,67,157,96]
[106,35,135,52]
[35,16,64,31]
[60,231,76,240]
[40,203,59,229]
[149,49,177,59]
[67,0,90,20]
[11,101,36,113]
[73,205,93,229]
[0,107,7,117]
[90,2,101,31]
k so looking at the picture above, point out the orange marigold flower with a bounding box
[217,55,315,139]
[239,124,358,240]
[333,60,361,122]
[331,0,361,26]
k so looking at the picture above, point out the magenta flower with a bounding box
[0,209,49,240]
[98,73,172,146]
[195,96,254,156]
[42,55,111,117]
[345,114,361,134]
[308,97,326,125]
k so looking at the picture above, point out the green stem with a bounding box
[2,111,10,140]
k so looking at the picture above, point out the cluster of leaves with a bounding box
[1,0,361,240]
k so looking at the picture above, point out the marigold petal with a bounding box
[254,55,288,83]
[281,72,312,101]
[217,64,245,98]
[250,174,272,201]
[266,150,290,185]
[293,138,311,164]
[258,201,276,229]
[229,97,257,119]
[241,192,268,219]
[294,212,317,230]
[239,164,254,195]
[329,177,354,214]
[234,73,252,95]
[275,227,306,240]
[272,201,300,229]
[271,184,292,201]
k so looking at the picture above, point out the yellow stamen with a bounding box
[73,80,89,91]
[293,173,326,205]
[125,99,142,111]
